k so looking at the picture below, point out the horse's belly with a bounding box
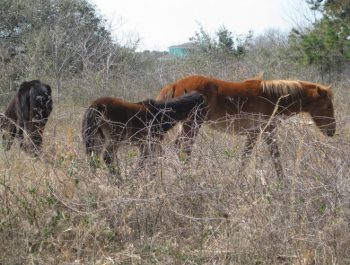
[208,114,268,134]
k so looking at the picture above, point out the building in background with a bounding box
[168,42,194,57]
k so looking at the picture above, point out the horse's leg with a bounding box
[134,141,160,178]
[87,130,104,170]
[103,143,121,185]
[17,117,26,150]
[2,125,16,151]
[103,143,116,173]
[175,119,201,162]
[18,127,25,149]
[136,143,149,171]
[264,130,284,180]
[174,123,184,151]
[135,141,157,168]
[102,144,114,172]
[150,141,162,175]
[27,124,44,156]
[238,133,258,176]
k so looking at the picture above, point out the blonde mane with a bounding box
[261,80,304,99]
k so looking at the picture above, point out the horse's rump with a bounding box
[82,106,105,156]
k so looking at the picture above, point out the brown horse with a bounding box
[0,80,53,155]
[156,75,336,179]
[82,90,211,178]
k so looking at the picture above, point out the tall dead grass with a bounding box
[0,78,350,265]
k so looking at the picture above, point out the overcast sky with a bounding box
[91,0,312,51]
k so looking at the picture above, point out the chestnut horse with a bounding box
[0,80,53,155]
[156,75,336,179]
[82,90,210,178]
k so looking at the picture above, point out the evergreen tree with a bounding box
[290,0,350,76]
[190,24,251,57]
[217,26,234,52]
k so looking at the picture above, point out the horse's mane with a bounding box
[261,80,304,99]
[256,79,333,100]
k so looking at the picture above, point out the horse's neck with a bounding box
[143,102,181,132]
[161,103,190,122]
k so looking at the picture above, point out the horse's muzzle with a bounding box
[322,126,336,137]
[326,129,336,137]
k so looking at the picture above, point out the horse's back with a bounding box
[157,75,263,101]
[88,97,144,123]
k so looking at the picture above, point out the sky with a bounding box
[91,0,312,52]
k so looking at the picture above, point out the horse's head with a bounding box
[31,83,53,127]
[307,84,336,137]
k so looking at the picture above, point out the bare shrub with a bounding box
[1,74,350,264]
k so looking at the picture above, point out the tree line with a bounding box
[0,0,349,99]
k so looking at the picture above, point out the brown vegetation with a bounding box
[1,67,350,264]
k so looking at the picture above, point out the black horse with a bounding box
[0,80,53,155]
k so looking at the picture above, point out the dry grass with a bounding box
[1,80,350,265]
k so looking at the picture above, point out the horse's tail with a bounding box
[82,106,104,157]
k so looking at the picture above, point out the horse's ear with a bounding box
[171,86,176,98]
[253,71,264,80]
[146,99,155,106]
[19,81,29,91]
[317,86,328,98]
[45,84,52,95]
